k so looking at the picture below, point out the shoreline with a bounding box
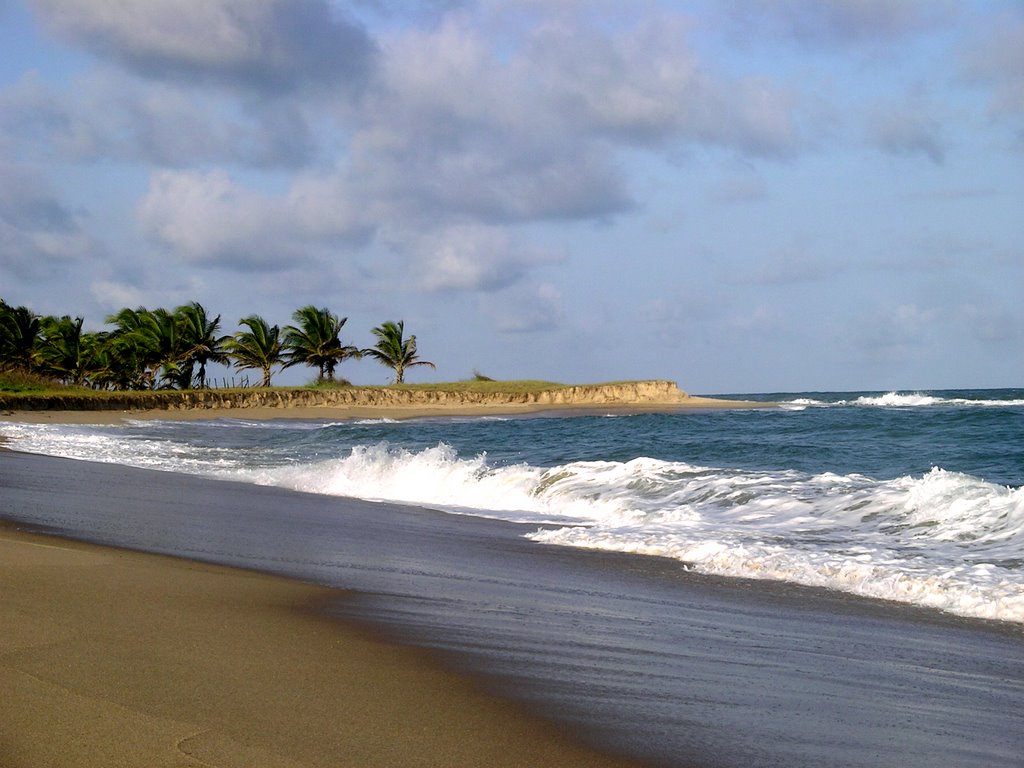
[0,397,759,425]
[3,450,1022,767]
[0,380,773,424]
[0,521,648,768]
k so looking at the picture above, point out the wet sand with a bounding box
[0,523,645,768]
[2,449,1022,767]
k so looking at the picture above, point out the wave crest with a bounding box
[4,421,1022,623]
[780,391,1024,409]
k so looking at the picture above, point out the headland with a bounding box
[0,379,772,424]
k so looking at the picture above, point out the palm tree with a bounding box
[176,302,230,388]
[0,302,42,372]
[363,320,435,384]
[225,315,283,387]
[104,308,153,389]
[107,307,160,389]
[282,305,360,383]
[38,315,89,385]
[79,331,119,390]
[106,306,187,389]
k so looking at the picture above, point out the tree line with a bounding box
[0,299,434,390]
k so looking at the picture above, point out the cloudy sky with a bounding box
[1,0,1021,393]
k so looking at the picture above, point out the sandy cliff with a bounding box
[0,380,695,413]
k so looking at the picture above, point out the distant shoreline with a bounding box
[0,379,774,424]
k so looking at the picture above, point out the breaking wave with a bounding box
[220,442,1024,623]
[782,391,1024,409]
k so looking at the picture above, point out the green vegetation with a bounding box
[0,368,63,394]
[0,298,424,392]
[363,320,435,384]
[282,306,360,384]
[385,379,563,393]
[2,298,647,407]
[104,303,231,390]
[224,315,284,388]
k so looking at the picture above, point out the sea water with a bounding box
[3,388,1023,624]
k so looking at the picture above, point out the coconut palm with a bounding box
[282,305,360,383]
[0,302,42,372]
[225,315,283,387]
[106,306,187,389]
[38,315,89,385]
[363,320,435,384]
[104,308,153,389]
[107,307,160,389]
[78,332,120,390]
[176,302,230,388]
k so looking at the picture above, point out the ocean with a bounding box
[4,388,1023,623]
[2,388,1023,766]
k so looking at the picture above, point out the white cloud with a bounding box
[11,2,810,269]
[29,0,374,94]
[0,156,98,279]
[136,169,370,269]
[403,224,563,293]
[346,17,633,225]
[137,169,270,266]
[521,13,801,154]
[0,70,318,168]
[89,279,145,310]
[331,7,804,232]
[480,282,564,333]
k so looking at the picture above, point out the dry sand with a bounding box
[0,524,645,768]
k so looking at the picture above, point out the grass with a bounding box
[294,378,568,394]
[305,378,354,389]
[0,369,67,394]
[382,379,564,394]
[0,376,657,407]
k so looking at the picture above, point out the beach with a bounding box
[3,435,1023,768]
[0,398,674,767]
[0,397,755,426]
[0,385,764,427]
[0,519,645,768]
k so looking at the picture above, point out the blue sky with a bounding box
[1,0,1021,393]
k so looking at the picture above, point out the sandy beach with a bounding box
[0,397,754,425]
[3,445,1022,768]
[0,521,646,768]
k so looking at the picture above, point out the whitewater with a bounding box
[3,388,1023,624]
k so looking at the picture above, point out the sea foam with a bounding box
[3,418,1023,623]
[221,442,1024,621]
[781,391,1024,408]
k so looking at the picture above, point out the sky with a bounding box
[1,0,1022,393]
